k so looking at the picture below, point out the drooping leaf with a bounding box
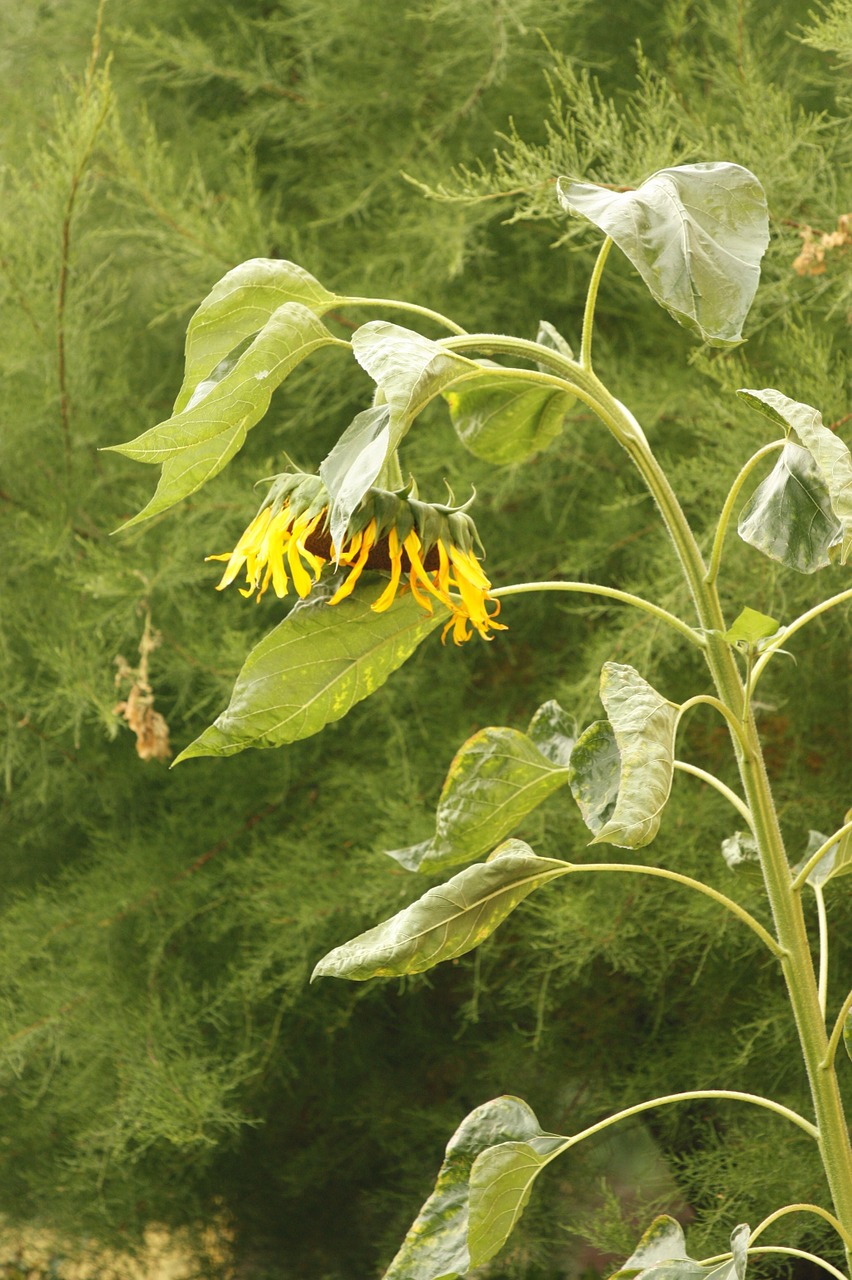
[321,323,478,544]
[312,842,567,981]
[467,1133,566,1267]
[792,820,852,889]
[723,607,779,647]
[571,664,677,848]
[738,441,842,574]
[610,1218,749,1280]
[568,720,621,836]
[387,702,573,873]
[382,1097,548,1280]
[110,303,338,529]
[721,831,759,871]
[444,366,574,464]
[737,388,852,563]
[320,405,392,553]
[557,163,769,347]
[175,258,338,413]
[609,1215,690,1279]
[174,580,445,763]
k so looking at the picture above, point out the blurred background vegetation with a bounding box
[0,0,849,1276]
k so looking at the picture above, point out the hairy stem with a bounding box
[705,440,785,585]
[340,296,469,336]
[793,820,852,891]
[673,760,756,833]
[823,991,852,1072]
[491,580,703,647]
[580,236,613,369]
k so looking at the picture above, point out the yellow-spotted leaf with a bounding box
[382,1096,549,1280]
[388,700,574,873]
[174,580,445,762]
[311,841,568,982]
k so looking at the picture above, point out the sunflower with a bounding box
[207,472,506,644]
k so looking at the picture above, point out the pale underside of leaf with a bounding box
[467,1135,565,1267]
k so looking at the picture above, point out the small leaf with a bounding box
[312,841,567,981]
[110,303,337,528]
[467,1134,565,1267]
[382,1096,548,1280]
[721,831,759,871]
[175,258,337,413]
[444,369,574,465]
[568,720,621,836]
[535,319,575,361]
[738,442,842,574]
[573,664,677,848]
[792,821,852,889]
[737,388,852,563]
[723,607,779,647]
[174,580,445,762]
[557,163,769,347]
[388,703,573,873]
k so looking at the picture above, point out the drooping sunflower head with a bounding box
[207,472,506,644]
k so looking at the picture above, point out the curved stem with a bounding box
[793,821,852,892]
[491,580,703,647]
[699,1248,848,1280]
[673,761,756,833]
[823,991,852,1072]
[816,885,829,1020]
[752,588,852,689]
[563,1088,819,1146]
[339,295,469,336]
[567,863,783,960]
[705,440,785,586]
[677,694,751,756]
[580,236,613,370]
[749,1203,852,1252]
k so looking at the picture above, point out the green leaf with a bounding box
[174,580,445,763]
[738,442,842,574]
[568,720,621,836]
[387,702,573,873]
[611,1219,749,1280]
[609,1215,690,1279]
[572,664,677,848]
[844,1012,852,1066]
[311,841,567,981]
[737,388,852,564]
[382,1097,548,1280]
[792,820,852,889]
[721,831,759,871]
[723,607,779,647]
[535,319,575,362]
[557,163,769,347]
[444,368,574,465]
[110,303,338,529]
[175,258,338,414]
[320,405,392,553]
[467,1134,565,1267]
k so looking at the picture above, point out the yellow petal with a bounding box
[372,527,403,613]
[328,519,376,605]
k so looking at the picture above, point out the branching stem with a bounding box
[748,1203,852,1252]
[698,1248,848,1280]
[677,693,751,755]
[491,580,702,647]
[705,440,785,585]
[752,588,852,689]
[673,761,755,833]
[340,296,469,336]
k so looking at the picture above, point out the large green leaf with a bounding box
[175,258,338,414]
[557,163,769,347]
[174,580,445,763]
[737,388,852,563]
[388,700,574,873]
[571,664,677,848]
[467,1134,565,1267]
[323,322,480,538]
[109,303,338,529]
[738,441,842,574]
[311,841,568,981]
[611,1219,749,1280]
[444,367,574,465]
[382,1097,548,1280]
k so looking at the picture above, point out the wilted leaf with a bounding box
[467,1134,566,1267]
[610,1218,749,1280]
[738,442,842,574]
[312,841,567,981]
[557,163,769,347]
[110,303,337,528]
[175,258,338,413]
[444,367,574,464]
[320,405,392,553]
[382,1097,549,1280]
[388,702,573,873]
[535,320,575,362]
[721,831,759,871]
[737,388,852,564]
[571,664,677,848]
[174,580,445,762]
[609,1215,690,1279]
